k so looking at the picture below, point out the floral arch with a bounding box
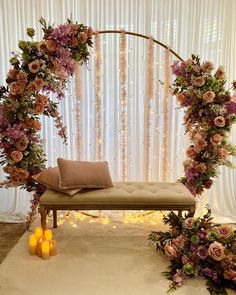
[0,19,236,225]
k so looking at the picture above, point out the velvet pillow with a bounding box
[33,167,80,195]
[57,158,113,189]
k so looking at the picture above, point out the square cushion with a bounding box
[57,158,113,189]
[33,167,80,195]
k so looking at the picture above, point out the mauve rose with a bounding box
[210,134,223,145]
[214,116,225,127]
[184,217,194,229]
[28,60,40,73]
[173,234,186,248]
[164,243,177,259]
[202,61,214,73]
[218,148,228,159]
[197,246,208,259]
[208,241,225,261]
[45,39,57,52]
[11,150,23,162]
[217,225,232,239]
[186,147,196,158]
[223,269,236,281]
[194,76,205,87]
[203,91,215,103]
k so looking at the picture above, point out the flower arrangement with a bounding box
[149,209,236,294]
[172,55,236,196]
[0,18,93,225]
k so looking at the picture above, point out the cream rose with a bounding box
[210,134,223,145]
[215,66,225,80]
[214,116,225,127]
[194,76,205,87]
[217,225,232,239]
[203,91,215,103]
[218,148,228,159]
[208,241,225,261]
[11,150,23,163]
[28,60,40,73]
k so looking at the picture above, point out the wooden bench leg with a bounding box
[53,210,57,228]
[178,210,182,218]
[188,205,195,217]
[40,205,47,230]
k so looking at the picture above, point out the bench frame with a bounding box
[39,203,196,229]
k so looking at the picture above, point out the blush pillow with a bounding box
[33,167,80,195]
[57,158,113,189]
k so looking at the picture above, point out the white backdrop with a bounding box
[0,0,235,223]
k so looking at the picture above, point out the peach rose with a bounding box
[186,147,196,158]
[203,91,215,103]
[195,163,207,173]
[223,269,236,281]
[15,136,29,151]
[10,175,20,186]
[11,150,23,162]
[210,134,223,145]
[9,81,24,95]
[202,61,214,73]
[176,93,186,104]
[215,66,225,80]
[36,95,48,106]
[16,71,28,83]
[217,148,228,159]
[217,225,232,239]
[184,218,194,229]
[32,120,41,130]
[194,138,207,152]
[26,81,38,94]
[185,58,193,66]
[194,76,205,87]
[45,40,57,52]
[34,78,45,91]
[79,32,87,43]
[28,60,40,73]
[164,243,177,259]
[17,168,29,180]
[34,103,45,114]
[7,68,19,80]
[70,37,78,47]
[208,241,225,261]
[214,116,225,127]
[37,41,47,53]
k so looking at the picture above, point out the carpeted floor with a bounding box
[0,214,235,295]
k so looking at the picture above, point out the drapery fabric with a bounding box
[0,0,235,222]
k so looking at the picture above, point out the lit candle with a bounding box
[49,240,57,256]
[35,226,43,241]
[29,234,37,255]
[44,229,52,241]
[42,241,50,260]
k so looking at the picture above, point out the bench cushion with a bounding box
[40,182,195,206]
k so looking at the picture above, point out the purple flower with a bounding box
[55,48,75,75]
[5,124,25,140]
[185,167,198,180]
[50,24,72,46]
[226,101,236,114]
[201,267,213,278]
[171,60,186,76]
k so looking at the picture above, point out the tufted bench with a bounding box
[39,182,196,229]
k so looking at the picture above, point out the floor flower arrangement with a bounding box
[149,209,236,295]
[172,55,236,196]
[0,18,93,225]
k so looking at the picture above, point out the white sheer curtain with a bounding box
[0,0,235,223]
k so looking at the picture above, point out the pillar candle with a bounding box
[42,241,50,260]
[44,229,52,241]
[35,226,43,241]
[29,234,37,255]
[36,238,43,257]
[49,240,57,256]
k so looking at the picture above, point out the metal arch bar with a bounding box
[96,30,184,61]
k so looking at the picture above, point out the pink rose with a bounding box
[203,91,215,103]
[186,147,196,158]
[164,243,178,259]
[223,269,236,281]
[28,60,40,73]
[218,148,228,159]
[11,150,23,163]
[194,138,207,152]
[215,66,225,80]
[210,134,223,145]
[214,116,225,127]
[184,218,194,229]
[208,241,225,261]
[217,225,232,239]
[197,246,208,260]
[194,76,205,87]
[45,40,57,52]
[202,61,214,73]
